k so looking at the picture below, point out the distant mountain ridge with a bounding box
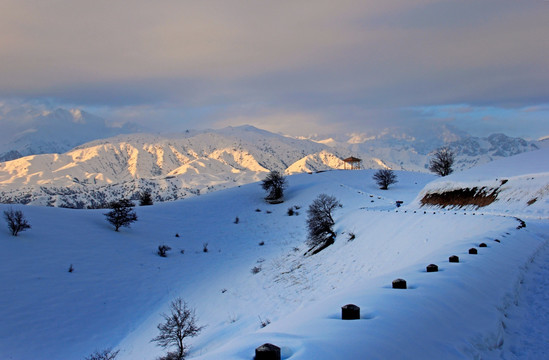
[0,124,539,208]
[318,124,539,173]
[0,126,349,207]
[0,107,138,162]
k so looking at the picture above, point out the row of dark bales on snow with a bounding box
[255,215,527,360]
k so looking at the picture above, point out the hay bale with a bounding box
[392,278,407,289]
[255,343,281,360]
[469,248,478,254]
[341,304,360,320]
[449,255,459,263]
[479,243,487,248]
[426,264,439,272]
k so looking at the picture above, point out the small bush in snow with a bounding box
[84,348,120,360]
[158,352,184,360]
[258,316,271,328]
[3,208,31,236]
[261,171,287,201]
[255,208,261,212]
[104,199,138,232]
[203,243,208,253]
[258,241,265,246]
[175,233,180,238]
[158,245,172,257]
[234,216,239,224]
[151,298,204,360]
[348,232,356,241]
[68,264,74,273]
[287,207,295,216]
[251,266,262,274]
[227,312,237,323]
[139,190,153,206]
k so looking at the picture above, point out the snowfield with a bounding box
[0,149,548,360]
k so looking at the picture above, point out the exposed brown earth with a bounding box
[420,187,499,209]
[527,198,537,206]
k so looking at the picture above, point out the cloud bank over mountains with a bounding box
[0,1,547,138]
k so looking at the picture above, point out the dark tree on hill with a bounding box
[429,147,455,177]
[261,171,287,201]
[139,190,153,206]
[104,199,138,232]
[373,169,398,190]
[3,208,31,236]
[306,194,341,247]
[151,298,204,360]
[84,348,120,360]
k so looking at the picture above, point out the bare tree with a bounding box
[429,147,455,177]
[261,171,287,201]
[372,169,398,190]
[104,199,138,232]
[139,190,153,206]
[84,348,119,360]
[3,208,31,236]
[151,298,204,360]
[306,194,341,247]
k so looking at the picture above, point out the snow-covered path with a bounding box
[484,229,549,359]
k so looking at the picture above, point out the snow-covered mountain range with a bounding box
[0,124,540,208]
[0,107,138,162]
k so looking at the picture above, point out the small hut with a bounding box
[343,156,362,170]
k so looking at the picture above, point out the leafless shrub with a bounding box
[306,194,341,247]
[372,169,398,190]
[258,316,271,328]
[84,348,120,360]
[158,245,172,257]
[151,298,204,360]
[3,208,31,236]
[429,147,455,177]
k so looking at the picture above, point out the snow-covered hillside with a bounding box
[0,125,540,208]
[1,148,548,359]
[414,146,549,219]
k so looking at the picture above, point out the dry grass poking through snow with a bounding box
[420,187,499,209]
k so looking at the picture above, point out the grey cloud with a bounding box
[0,0,547,138]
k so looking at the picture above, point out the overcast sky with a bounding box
[0,0,548,139]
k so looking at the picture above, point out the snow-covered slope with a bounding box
[1,154,548,359]
[414,146,549,218]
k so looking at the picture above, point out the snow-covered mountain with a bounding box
[0,107,138,161]
[0,124,540,208]
[0,126,349,207]
[317,124,539,172]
